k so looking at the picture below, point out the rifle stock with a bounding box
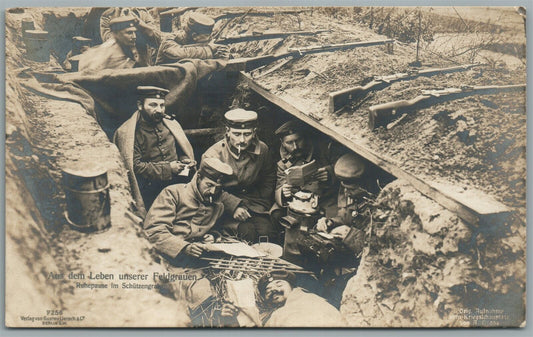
[368,84,525,130]
[329,63,482,114]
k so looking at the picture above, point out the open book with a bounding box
[285,159,318,186]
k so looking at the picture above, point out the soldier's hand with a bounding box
[313,167,329,182]
[210,43,230,59]
[220,302,239,317]
[233,207,251,221]
[184,243,205,257]
[203,234,215,243]
[170,161,186,174]
[181,158,197,168]
[316,217,332,232]
[281,184,294,198]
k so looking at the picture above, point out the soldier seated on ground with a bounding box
[270,120,345,263]
[316,152,373,253]
[79,15,156,72]
[202,109,277,244]
[113,86,195,215]
[220,270,345,327]
[143,157,233,317]
[313,152,374,307]
[156,12,229,64]
[99,7,160,45]
[143,157,233,265]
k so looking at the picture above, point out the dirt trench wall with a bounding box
[5,8,192,325]
[340,179,525,327]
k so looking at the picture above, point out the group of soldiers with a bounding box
[82,7,373,326]
[76,8,230,72]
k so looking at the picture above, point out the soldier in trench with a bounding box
[312,152,375,306]
[78,15,159,72]
[113,86,196,215]
[220,270,345,327]
[143,157,234,318]
[155,12,230,64]
[270,120,345,264]
[202,108,277,244]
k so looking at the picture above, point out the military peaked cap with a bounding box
[224,108,258,129]
[257,270,296,297]
[187,12,215,35]
[334,153,366,181]
[109,16,137,32]
[198,157,233,184]
[274,120,306,138]
[136,86,169,99]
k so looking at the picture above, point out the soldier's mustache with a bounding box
[268,289,283,299]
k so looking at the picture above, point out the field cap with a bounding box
[224,108,258,129]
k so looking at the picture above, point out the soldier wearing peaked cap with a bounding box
[271,120,345,264]
[100,7,160,45]
[313,152,374,307]
[156,12,229,64]
[202,108,277,243]
[113,86,195,215]
[144,157,233,262]
[79,10,159,72]
[221,269,344,327]
[143,157,233,312]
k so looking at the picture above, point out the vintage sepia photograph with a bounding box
[4,4,527,328]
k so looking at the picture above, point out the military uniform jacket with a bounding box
[264,288,345,327]
[155,31,214,65]
[113,110,194,216]
[78,38,152,73]
[202,138,275,215]
[143,174,225,258]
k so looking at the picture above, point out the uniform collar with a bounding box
[189,174,204,203]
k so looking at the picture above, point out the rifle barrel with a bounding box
[328,63,483,114]
[216,30,329,44]
[368,83,525,129]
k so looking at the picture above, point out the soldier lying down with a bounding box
[220,270,346,327]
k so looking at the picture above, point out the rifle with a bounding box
[328,63,483,114]
[368,84,526,129]
[213,9,312,21]
[214,29,329,45]
[224,39,395,72]
[159,7,199,32]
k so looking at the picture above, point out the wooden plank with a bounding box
[183,127,224,137]
[240,71,512,227]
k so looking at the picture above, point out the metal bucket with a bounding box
[62,167,111,232]
[24,29,50,62]
[21,18,35,37]
[160,13,173,32]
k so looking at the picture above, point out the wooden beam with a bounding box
[183,127,224,137]
[240,72,512,227]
